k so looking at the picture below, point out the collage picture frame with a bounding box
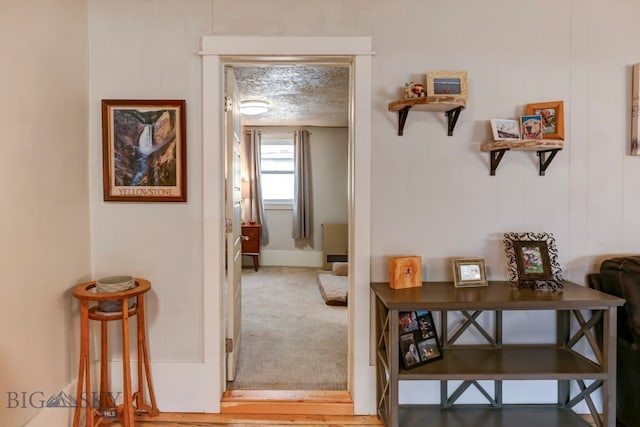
[399,310,442,370]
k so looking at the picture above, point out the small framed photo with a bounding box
[503,232,564,290]
[526,101,564,140]
[490,119,521,141]
[425,71,468,99]
[398,310,442,370]
[102,99,187,202]
[452,258,488,288]
[520,114,543,140]
[512,241,553,281]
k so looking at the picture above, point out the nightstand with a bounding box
[241,223,261,271]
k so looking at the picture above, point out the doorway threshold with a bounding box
[221,390,353,415]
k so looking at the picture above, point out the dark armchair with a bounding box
[588,256,640,427]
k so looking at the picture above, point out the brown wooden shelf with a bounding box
[388,96,466,136]
[479,139,565,176]
[399,347,603,380]
[398,406,591,427]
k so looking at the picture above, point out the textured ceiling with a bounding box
[233,65,349,127]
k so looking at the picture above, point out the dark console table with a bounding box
[371,280,624,427]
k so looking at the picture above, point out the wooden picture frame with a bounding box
[520,114,543,140]
[632,65,640,155]
[102,99,187,202]
[425,71,468,99]
[503,232,564,290]
[399,310,441,370]
[490,119,520,141]
[452,258,488,288]
[526,100,564,140]
[512,241,553,281]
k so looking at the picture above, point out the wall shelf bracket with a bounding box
[445,106,463,136]
[396,106,411,136]
[490,149,509,176]
[537,149,560,176]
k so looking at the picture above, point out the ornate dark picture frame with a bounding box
[503,232,563,290]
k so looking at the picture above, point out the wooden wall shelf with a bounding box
[388,96,466,136]
[480,139,564,176]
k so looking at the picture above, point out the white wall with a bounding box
[0,1,91,426]
[85,0,640,416]
[253,126,348,267]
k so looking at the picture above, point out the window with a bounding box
[260,134,294,203]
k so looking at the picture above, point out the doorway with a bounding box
[200,36,374,414]
[228,64,350,390]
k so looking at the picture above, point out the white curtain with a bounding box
[292,130,312,241]
[242,129,268,240]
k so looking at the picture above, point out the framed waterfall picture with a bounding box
[101,99,187,202]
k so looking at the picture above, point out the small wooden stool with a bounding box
[72,278,159,427]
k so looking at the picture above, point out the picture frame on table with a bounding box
[503,232,564,290]
[399,310,442,370]
[490,119,521,141]
[526,100,564,140]
[101,99,187,202]
[452,258,488,288]
[425,71,468,99]
[512,241,553,281]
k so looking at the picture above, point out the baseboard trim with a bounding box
[255,250,323,268]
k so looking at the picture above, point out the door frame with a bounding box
[200,36,374,414]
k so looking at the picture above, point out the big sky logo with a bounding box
[6,390,121,413]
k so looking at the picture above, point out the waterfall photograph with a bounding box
[101,99,186,202]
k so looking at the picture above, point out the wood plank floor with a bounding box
[113,390,382,426]
[104,388,600,427]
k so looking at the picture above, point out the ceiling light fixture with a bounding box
[239,100,269,115]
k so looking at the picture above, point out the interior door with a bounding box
[225,66,243,382]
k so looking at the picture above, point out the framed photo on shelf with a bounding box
[520,114,543,140]
[526,100,564,140]
[399,310,441,370]
[490,119,520,141]
[102,99,187,202]
[452,258,488,287]
[425,71,468,99]
[503,232,564,290]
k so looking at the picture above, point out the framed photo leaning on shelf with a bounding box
[526,100,564,140]
[399,310,442,370]
[425,71,468,99]
[490,119,521,141]
[520,114,543,140]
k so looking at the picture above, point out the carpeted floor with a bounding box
[227,266,348,390]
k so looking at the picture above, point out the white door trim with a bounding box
[200,36,374,414]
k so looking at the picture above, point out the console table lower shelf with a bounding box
[397,406,591,427]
